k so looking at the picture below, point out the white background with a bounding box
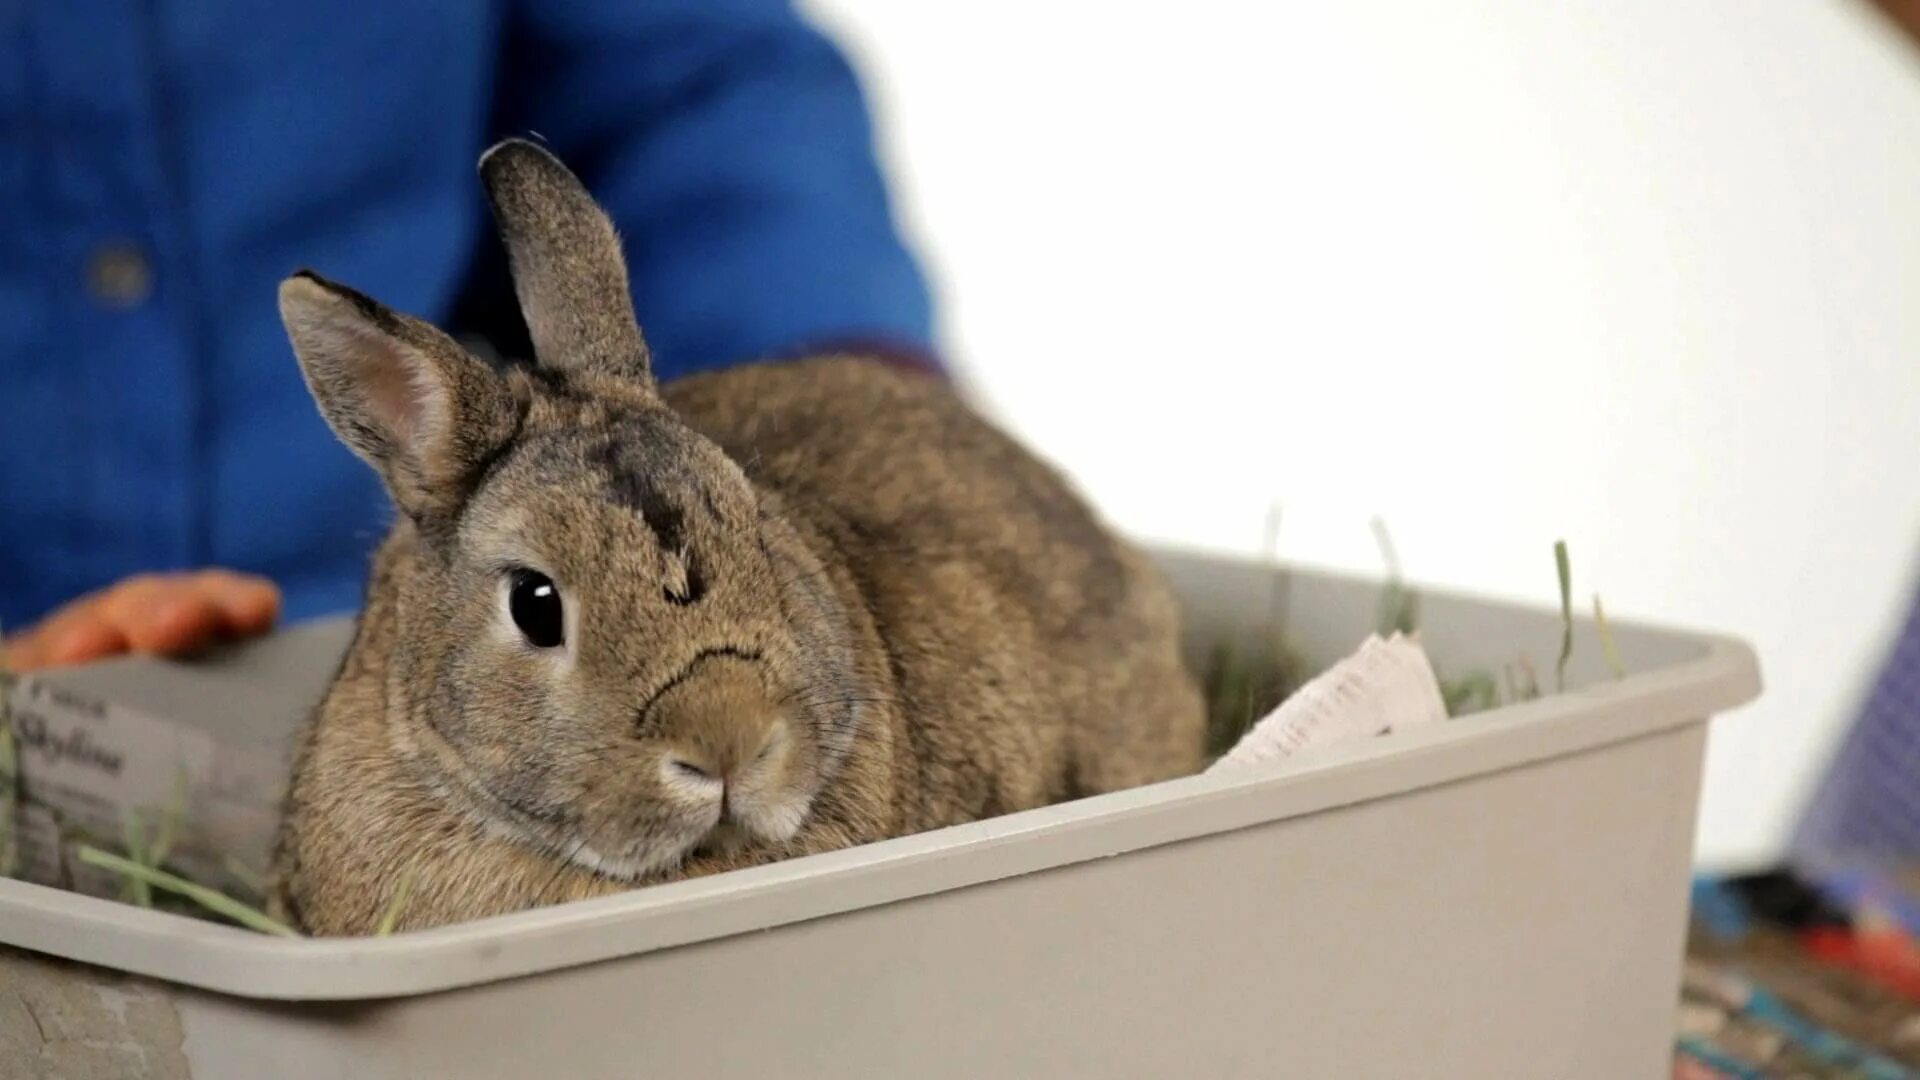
[806,0,1920,867]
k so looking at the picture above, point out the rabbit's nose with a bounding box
[665,755,720,784]
[661,751,726,801]
[640,651,786,797]
[668,718,785,792]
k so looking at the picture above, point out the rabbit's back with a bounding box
[665,357,1205,828]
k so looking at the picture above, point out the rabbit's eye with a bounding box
[508,569,565,649]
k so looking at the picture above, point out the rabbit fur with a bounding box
[268,139,1204,934]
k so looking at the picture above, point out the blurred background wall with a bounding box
[806,0,1920,868]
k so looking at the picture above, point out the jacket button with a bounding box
[87,244,154,308]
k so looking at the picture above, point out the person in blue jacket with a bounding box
[1,2,935,669]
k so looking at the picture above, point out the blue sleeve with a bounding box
[1792,582,1920,861]
[491,0,936,376]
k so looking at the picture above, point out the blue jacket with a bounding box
[0,1,934,628]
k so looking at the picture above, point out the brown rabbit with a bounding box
[268,139,1204,935]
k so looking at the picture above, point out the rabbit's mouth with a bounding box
[723,783,812,843]
[692,786,811,856]
[524,784,813,883]
[693,821,751,858]
[551,783,814,882]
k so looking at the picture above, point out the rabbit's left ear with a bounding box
[279,271,522,519]
[480,138,655,390]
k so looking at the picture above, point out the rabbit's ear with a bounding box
[279,271,522,518]
[479,138,654,389]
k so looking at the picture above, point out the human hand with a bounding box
[2,570,281,672]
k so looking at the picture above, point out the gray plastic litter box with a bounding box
[0,549,1761,1079]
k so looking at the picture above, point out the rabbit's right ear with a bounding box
[279,271,522,519]
[480,138,655,391]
